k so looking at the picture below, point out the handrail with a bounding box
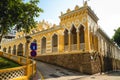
[0,51,36,80]
[0,66,26,73]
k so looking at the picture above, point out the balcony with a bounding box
[80,43,85,50]
[52,47,58,52]
[64,45,68,51]
[71,44,77,51]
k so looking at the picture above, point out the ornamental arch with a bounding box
[52,34,58,52]
[64,29,69,51]
[13,45,16,55]
[70,24,77,50]
[3,47,7,52]
[8,46,11,54]
[17,43,24,56]
[41,37,46,54]
[78,25,85,50]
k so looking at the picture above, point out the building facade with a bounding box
[1,2,120,74]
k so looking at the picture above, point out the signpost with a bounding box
[30,42,37,79]
[30,50,37,57]
[30,42,37,57]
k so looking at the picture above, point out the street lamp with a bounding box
[25,35,32,64]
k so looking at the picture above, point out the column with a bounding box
[22,44,25,56]
[85,27,88,51]
[11,47,13,55]
[24,43,27,56]
[77,29,80,50]
[16,46,18,56]
[68,31,71,51]
[58,33,64,52]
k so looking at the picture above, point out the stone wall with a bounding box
[35,53,120,74]
[36,53,102,74]
[112,59,120,70]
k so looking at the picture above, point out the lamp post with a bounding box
[25,35,32,65]
[25,35,32,77]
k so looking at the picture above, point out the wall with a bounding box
[35,52,102,74]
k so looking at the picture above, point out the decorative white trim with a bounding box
[51,33,59,53]
[41,36,47,40]
[76,28,79,32]
[70,24,77,31]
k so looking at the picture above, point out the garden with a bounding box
[0,57,21,69]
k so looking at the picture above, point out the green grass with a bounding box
[0,57,21,69]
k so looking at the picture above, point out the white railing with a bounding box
[71,44,77,51]
[52,47,58,52]
[80,43,85,50]
[64,45,68,51]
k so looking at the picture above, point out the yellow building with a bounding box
[1,2,120,74]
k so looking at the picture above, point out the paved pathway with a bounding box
[81,71,120,80]
[36,61,88,80]
[33,60,120,80]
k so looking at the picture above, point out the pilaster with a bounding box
[77,29,80,50]
[58,33,64,52]
[68,31,71,51]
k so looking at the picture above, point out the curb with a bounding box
[37,68,44,80]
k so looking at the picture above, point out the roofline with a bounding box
[59,6,85,19]
[87,6,99,23]
[97,27,113,43]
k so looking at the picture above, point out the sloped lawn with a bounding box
[0,57,21,69]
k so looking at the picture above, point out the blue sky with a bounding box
[37,0,83,24]
[26,0,120,38]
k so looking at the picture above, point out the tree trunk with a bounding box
[0,33,4,43]
[0,28,4,44]
[0,36,2,43]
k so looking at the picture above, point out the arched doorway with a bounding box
[64,29,69,51]
[17,43,23,56]
[52,34,58,52]
[71,25,77,50]
[79,25,85,50]
[8,46,11,54]
[13,45,16,55]
[41,37,46,54]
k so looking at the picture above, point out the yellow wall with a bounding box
[1,4,99,56]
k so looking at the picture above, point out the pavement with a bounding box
[81,71,120,80]
[33,60,120,80]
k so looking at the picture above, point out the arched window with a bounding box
[3,47,7,52]
[52,34,58,52]
[79,25,85,50]
[64,29,69,45]
[13,45,16,55]
[64,29,68,51]
[8,46,11,53]
[79,25,85,43]
[70,25,77,50]
[71,25,77,44]
[41,37,46,54]
[17,43,23,56]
